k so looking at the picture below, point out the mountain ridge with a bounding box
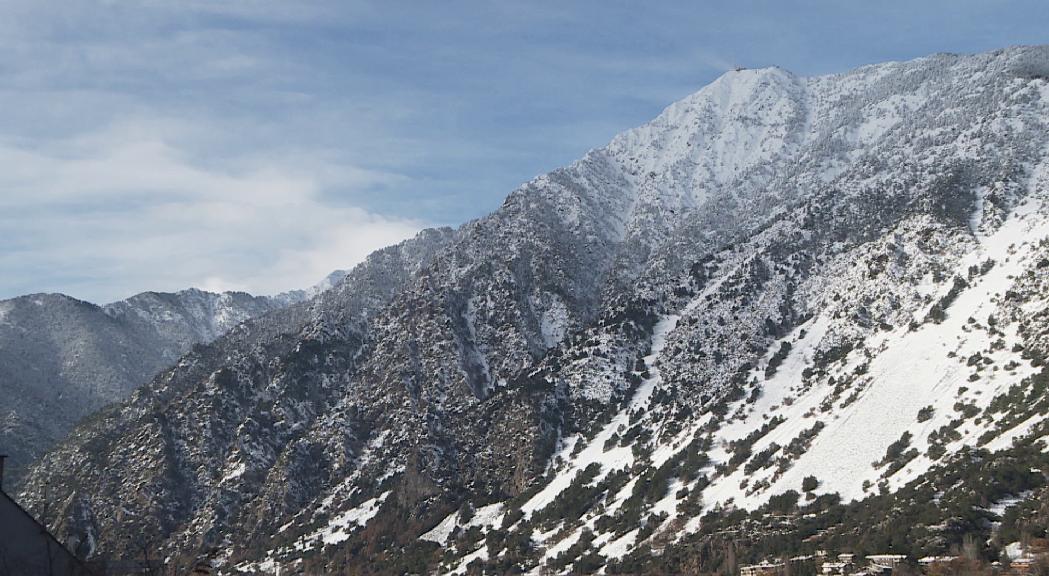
[0,274,355,488]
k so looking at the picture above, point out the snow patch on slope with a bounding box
[522,292,710,517]
[698,195,1049,513]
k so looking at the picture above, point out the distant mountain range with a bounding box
[13,46,1049,574]
[0,271,349,488]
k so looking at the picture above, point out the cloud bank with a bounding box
[0,118,422,302]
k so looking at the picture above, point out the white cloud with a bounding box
[0,118,424,303]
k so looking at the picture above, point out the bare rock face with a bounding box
[18,46,1049,574]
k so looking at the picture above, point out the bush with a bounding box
[876,431,913,467]
[767,490,800,514]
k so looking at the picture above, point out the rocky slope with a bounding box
[17,46,1049,574]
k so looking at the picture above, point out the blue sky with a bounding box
[1,1,1046,303]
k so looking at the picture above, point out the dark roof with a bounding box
[0,488,96,575]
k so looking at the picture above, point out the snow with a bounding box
[983,414,1044,452]
[470,503,506,528]
[539,296,570,349]
[312,430,392,516]
[421,503,505,545]
[607,66,808,215]
[314,491,391,545]
[220,462,246,484]
[538,528,582,564]
[420,511,460,544]
[449,545,489,575]
[597,529,639,561]
[713,315,832,444]
[696,194,1049,514]
[853,92,924,145]
[521,290,710,517]
[649,479,682,517]
[232,491,391,574]
[1006,541,1029,561]
[987,492,1033,517]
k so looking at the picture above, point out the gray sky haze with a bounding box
[1,0,1046,302]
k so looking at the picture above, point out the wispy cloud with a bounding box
[0,118,421,302]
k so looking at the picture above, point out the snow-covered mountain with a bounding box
[0,288,308,488]
[17,46,1049,574]
[269,269,351,307]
